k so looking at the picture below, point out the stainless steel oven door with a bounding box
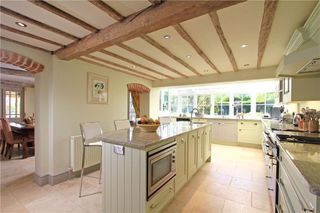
[147,142,176,199]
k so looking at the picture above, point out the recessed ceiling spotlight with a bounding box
[240,44,248,48]
[131,65,136,69]
[204,69,209,73]
[244,64,250,67]
[15,22,27,27]
[186,55,192,59]
[163,34,171,39]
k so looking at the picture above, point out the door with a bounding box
[175,134,188,192]
[197,128,204,168]
[187,130,197,179]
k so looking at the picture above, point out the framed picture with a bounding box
[87,72,108,104]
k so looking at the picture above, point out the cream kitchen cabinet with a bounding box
[175,134,188,193]
[204,125,212,161]
[187,130,198,179]
[197,127,205,167]
[212,120,238,143]
[283,77,320,103]
[238,120,262,145]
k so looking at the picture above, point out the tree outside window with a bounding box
[234,93,251,115]
[159,90,169,111]
[197,95,211,115]
[256,92,275,115]
[181,96,194,114]
[214,94,229,116]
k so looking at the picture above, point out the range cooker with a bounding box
[262,127,320,213]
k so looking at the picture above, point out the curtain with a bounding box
[131,91,141,118]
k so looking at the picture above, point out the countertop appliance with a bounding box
[147,141,176,200]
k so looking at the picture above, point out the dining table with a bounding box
[10,122,35,157]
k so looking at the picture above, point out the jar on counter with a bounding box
[308,120,319,133]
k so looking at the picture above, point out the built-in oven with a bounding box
[262,130,278,211]
[147,141,176,200]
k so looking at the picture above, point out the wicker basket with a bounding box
[137,124,160,132]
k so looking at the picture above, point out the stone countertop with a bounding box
[101,122,209,150]
[277,141,320,196]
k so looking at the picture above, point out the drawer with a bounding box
[146,179,175,213]
[238,121,261,129]
[238,129,262,144]
[276,181,292,213]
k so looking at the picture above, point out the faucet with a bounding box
[190,108,199,124]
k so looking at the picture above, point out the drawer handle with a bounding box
[150,202,160,209]
[241,122,243,125]
[181,138,184,143]
[254,123,257,125]
[239,129,241,131]
[192,135,195,138]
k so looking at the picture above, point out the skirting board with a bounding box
[33,164,100,186]
[213,141,261,149]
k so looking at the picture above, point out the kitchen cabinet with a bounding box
[212,120,238,143]
[175,134,188,193]
[204,125,211,161]
[197,128,205,167]
[283,77,320,103]
[187,130,198,179]
[238,121,262,145]
[146,178,175,213]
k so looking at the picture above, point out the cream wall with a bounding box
[1,40,53,177]
[24,87,35,117]
[1,40,152,179]
[51,57,152,175]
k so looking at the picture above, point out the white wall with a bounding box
[24,87,35,117]
[51,57,152,175]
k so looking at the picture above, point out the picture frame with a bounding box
[87,72,108,104]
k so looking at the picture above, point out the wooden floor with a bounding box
[1,144,272,213]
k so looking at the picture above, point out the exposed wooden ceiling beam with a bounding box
[1,80,34,87]
[0,67,34,77]
[100,49,174,79]
[88,0,124,21]
[0,6,79,40]
[85,55,161,80]
[209,11,238,72]
[140,35,201,76]
[257,0,278,69]
[117,43,188,78]
[29,0,97,33]
[56,1,246,60]
[173,24,220,74]
[0,24,64,47]
[78,57,154,81]
[0,36,51,53]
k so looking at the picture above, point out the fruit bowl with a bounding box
[137,124,160,132]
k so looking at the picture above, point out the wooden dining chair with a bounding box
[0,118,28,159]
[0,120,5,156]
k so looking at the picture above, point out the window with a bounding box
[214,94,229,116]
[170,95,178,113]
[181,95,194,114]
[256,92,275,115]
[128,92,136,121]
[159,90,169,111]
[233,93,251,115]
[197,95,211,115]
[5,90,22,119]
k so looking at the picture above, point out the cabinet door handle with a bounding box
[181,138,184,143]
[192,135,195,138]
[254,123,257,125]
[239,129,241,131]
[241,122,243,125]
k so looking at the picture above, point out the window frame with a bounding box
[1,87,24,122]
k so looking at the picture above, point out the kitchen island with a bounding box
[101,122,212,213]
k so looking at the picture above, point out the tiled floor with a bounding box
[164,145,272,213]
[1,144,272,213]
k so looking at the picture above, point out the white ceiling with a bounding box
[0,0,317,81]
